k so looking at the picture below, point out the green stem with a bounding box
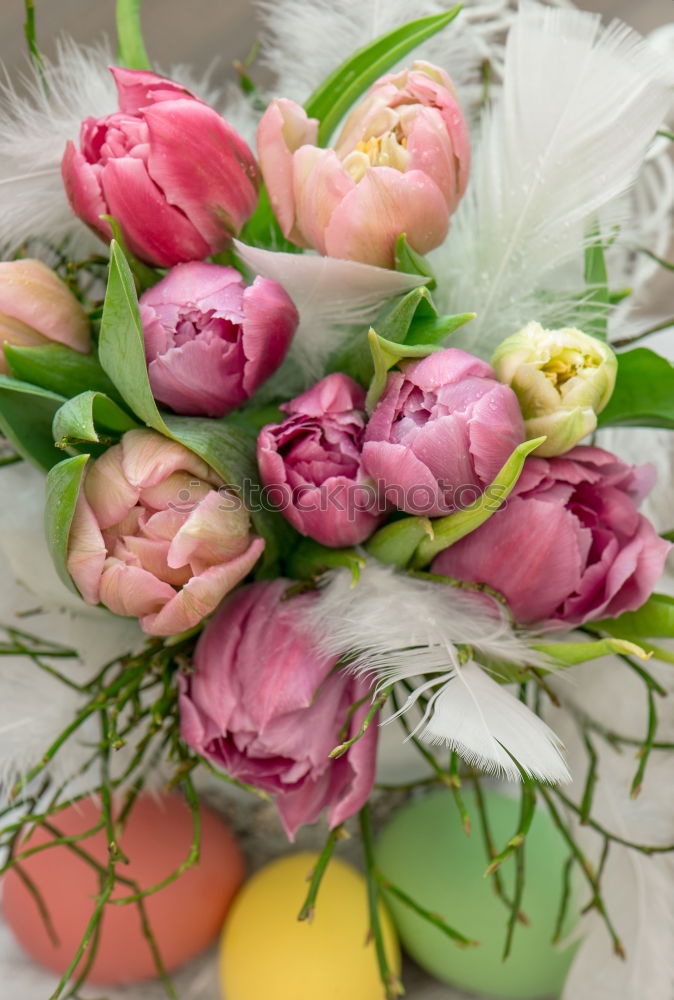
[115,0,152,70]
[359,805,402,1000]
[298,826,344,921]
[375,869,477,947]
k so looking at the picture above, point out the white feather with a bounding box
[433,3,674,358]
[300,562,569,782]
[255,0,573,125]
[422,661,569,782]
[235,241,427,390]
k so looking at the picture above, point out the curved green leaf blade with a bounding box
[595,592,674,639]
[4,343,123,403]
[0,376,65,470]
[98,241,169,433]
[411,436,546,567]
[45,454,89,593]
[598,348,674,428]
[53,391,139,447]
[532,637,649,666]
[116,0,152,69]
[306,6,463,145]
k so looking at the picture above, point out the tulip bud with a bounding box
[179,579,378,839]
[66,430,264,636]
[257,374,386,547]
[256,61,470,268]
[140,262,298,417]
[62,68,260,267]
[0,259,90,373]
[492,322,617,457]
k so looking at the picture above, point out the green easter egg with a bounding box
[375,787,579,999]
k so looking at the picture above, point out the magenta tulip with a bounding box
[140,262,298,417]
[362,348,525,516]
[62,68,259,267]
[179,579,378,839]
[257,62,470,267]
[66,430,264,635]
[432,446,671,626]
[0,259,90,372]
[257,373,386,547]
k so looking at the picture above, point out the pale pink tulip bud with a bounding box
[62,68,260,267]
[256,62,470,267]
[0,259,90,373]
[66,429,264,636]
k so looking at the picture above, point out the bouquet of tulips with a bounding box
[1,1,674,998]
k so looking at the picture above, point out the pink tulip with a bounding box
[139,262,298,417]
[432,446,672,626]
[62,68,260,267]
[257,62,470,267]
[67,429,264,635]
[0,259,90,373]
[362,348,525,516]
[179,579,378,839]
[257,373,386,547]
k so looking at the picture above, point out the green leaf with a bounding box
[404,311,476,347]
[52,392,139,447]
[238,187,300,255]
[597,348,674,428]
[365,516,435,568]
[116,0,152,69]
[395,234,437,288]
[102,215,162,291]
[4,343,123,403]
[326,286,433,385]
[410,436,546,567]
[595,592,674,639]
[365,328,441,413]
[44,454,89,594]
[0,376,66,470]
[580,234,609,341]
[286,538,366,582]
[532,637,649,666]
[306,5,464,145]
[98,241,169,433]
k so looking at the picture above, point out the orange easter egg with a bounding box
[2,793,244,986]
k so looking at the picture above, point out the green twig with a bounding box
[359,805,403,1000]
[298,826,345,921]
[375,869,478,947]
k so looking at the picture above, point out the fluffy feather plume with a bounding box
[255,0,571,123]
[433,3,674,358]
[235,241,426,390]
[300,562,569,782]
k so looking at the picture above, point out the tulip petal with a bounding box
[257,99,319,244]
[323,166,449,267]
[121,429,214,490]
[292,146,355,254]
[100,156,211,266]
[144,101,259,245]
[467,385,526,485]
[168,491,252,570]
[66,492,107,604]
[0,259,90,355]
[111,66,198,114]
[62,141,111,243]
[240,277,298,396]
[99,559,176,618]
[406,107,465,211]
[84,447,140,529]
[140,261,243,311]
[148,338,247,417]
[362,440,445,516]
[433,496,587,624]
[142,536,265,635]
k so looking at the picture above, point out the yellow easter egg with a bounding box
[219,852,400,1000]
